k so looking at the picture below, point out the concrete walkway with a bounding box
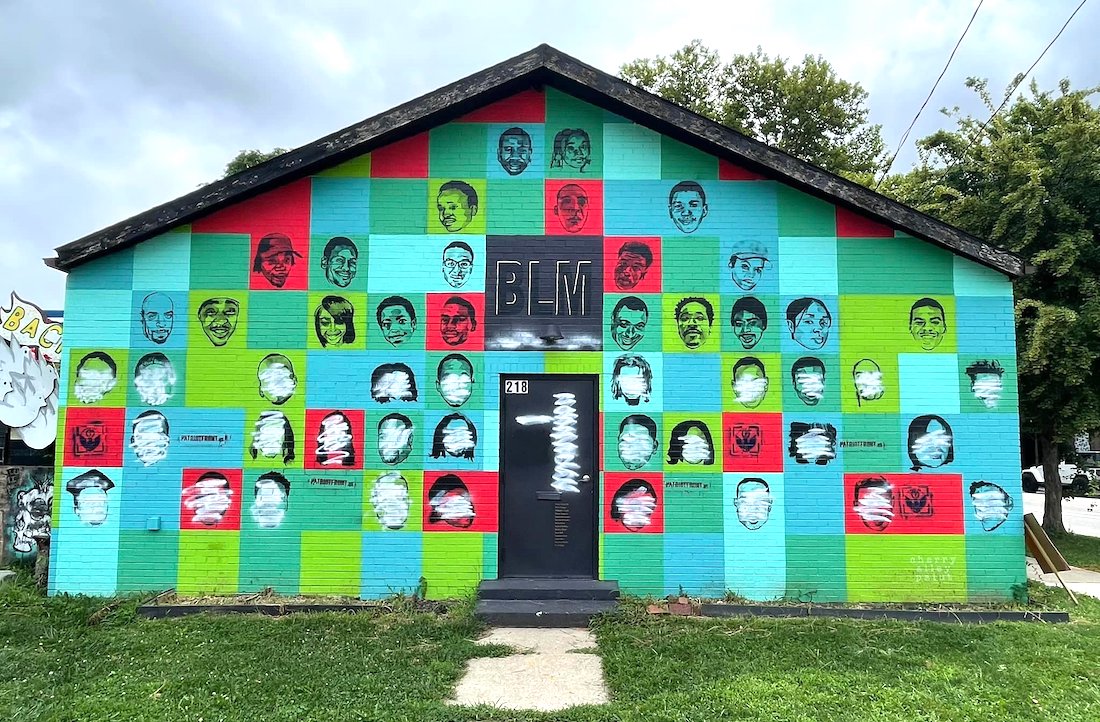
[1026,557,1100,600]
[449,627,609,712]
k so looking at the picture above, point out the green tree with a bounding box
[621,41,885,178]
[883,78,1100,534]
[222,148,288,178]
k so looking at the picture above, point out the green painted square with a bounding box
[133,226,192,291]
[423,532,482,599]
[664,474,723,533]
[545,89,604,178]
[318,154,371,178]
[780,352,840,413]
[604,411,663,474]
[126,349,186,408]
[604,123,661,179]
[300,530,362,595]
[67,348,129,407]
[363,469,424,532]
[663,412,722,473]
[840,294,957,357]
[177,531,240,595]
[482,533,498,580]
[544,352,603,375]
[840,414,902,472]
[606,293,662,355]
[840,351,901,415]
[661,136,718,180]
[427,178,487,235]
[294,470,362,528]
[952,254,1014,297]
[367,293,425,350]
[959,355,1018,414]
[662,236,720,292]
[190,234,252,290]
[239,530,301,594]
[430,123,490,178]
[308,233,369,293]
[722,352,784,413]
[966,534,1025,601]
[784,535,847,602]
[370,180,428,234]
[307,291,368,350]
[776,186,835,237]
[603,534,664,596]
[846,535,967,602]
[116,530,178,593]
[837,236,954,296]
[426,353,484,411]
[365,409,424,469]
[721,294,780,354]
[486,179,544,235]
[662,293,721,352]
[249,291,309,349]
[67,247,134,290]
[185,338,254,408]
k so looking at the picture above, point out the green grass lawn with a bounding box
[2,572,1099,721]
[1049,531,1100,572]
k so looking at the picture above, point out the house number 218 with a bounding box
[505,379,529,394]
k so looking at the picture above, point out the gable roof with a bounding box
[46,44,1024,277]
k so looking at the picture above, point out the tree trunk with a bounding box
[1039,435,1066,535]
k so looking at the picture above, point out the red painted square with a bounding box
[180,468,243,531]
[423,470,497,533]
[836,206,894,237]
[248,231,310,290]
[304,409,365,471]
[370,132,430,178]
[425,293,485,351]
[603,236,662,294]
[604,472,664,534]
[719,159,766,180]
[544,179,603,236]
[457,89,546,123]
[722,412,784,473]
[64,406,125,467]
[192,177,312,239]
[844,473,964,535]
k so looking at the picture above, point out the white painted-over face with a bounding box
[371,472,410,530]
[971,483,1013,531]
[183,476,232,527]
[252,411,288,460]
[971,373,1003,409]
[75,487,109,525]
[130,413,169,466]
[912,420,951,468]
[316,413,353,466]
[134,357,176,406]
[618,422,655,470]
[735,480,773,530]
[613,483,657,531]
[854,481,894,531]
[378,417,413,464]
[251,479,288,529]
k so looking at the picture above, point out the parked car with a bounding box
[1022,462,1090,495]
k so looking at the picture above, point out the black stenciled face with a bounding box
[498,131,533,175]
[322,244,358,288]
[140,293,174,344]
[562,133,590,171]
[555,185,589,233]
[197,298,240,347]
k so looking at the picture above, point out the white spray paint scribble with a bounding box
[854,370,884,400]
[259,362,296,401]
[972,483,1012,531]
[854,484,894,527]
[795,427,836,462]
[430,490,475,522]
[182,477,233,526]
[371,472,410,530]
[617,373,648,399]
[971,377,1002,409]
[735,484,773,530]
[912,428,951,467]
[378,420,413,462]
[316,414,352,465]
[252,411,287,458]
[129,415,169,466]
[373,371,413,401]
[734,377,768,406]
[134,362,175,406]
[73,367,116,403]
[251,478,288,529]
[794,370,824,402]
[615,487,657,529]
[679,433,712,464]
[442,424,475,456]
[618,425,654,468]
[549,393,581,492]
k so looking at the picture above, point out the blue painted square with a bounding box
[604,351,663,413]
[423,409,485,471]
[368,234,486,294]
[52,467,123,595]
[66,248,134,291]
[953,256,1014,297]
[164,407,247,468]
[483,353,546,413]
[724,472,786,600]
[486,124,545,180]
[899,412,965,474]
[311,177,371,236]
[779,295,840,358]
[948,412,1020,484]
[603,123,662,180]
[899,353,960,415]
[664,533,725,597]
[777,237,838,297]
[603,180,674,235]
[782,464,844,535]
[130,290,189,351]
[361,532,423,598]
[661,354,722,411]
[133,228,192,291]
[955,296,1016,355]
[119,463,182,531]
[64,290,134,348]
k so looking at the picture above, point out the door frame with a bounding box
[497,373,601,579]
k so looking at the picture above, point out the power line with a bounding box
[875,0,985,188]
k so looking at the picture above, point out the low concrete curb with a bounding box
[137,603,383,619]
[699,604,1069,624]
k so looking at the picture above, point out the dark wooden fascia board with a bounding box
[48,43,1024,278]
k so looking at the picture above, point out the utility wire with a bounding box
[874,0,985,188]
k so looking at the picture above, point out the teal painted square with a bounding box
[837,235,955,296]
[361,532,423,597]
[486,124,545,180]
[664,474,724,532]
[425,351,484,411]
[664,533,724,596]
[482,533,498,580]
[127,349,187,408]
[660,135,718,180]
[311,177,371,236]
[367,294,426,351]
[190,233,251,290]
[959,355,1018,414]
[603,533,665,596]
[722,294,781,354]
[603,123,661,179]
[955,296,1016,356]
[605,293,662,354]
[370,180,428,234]
[63,290,133,348]
[486,180,544,235]
[662,236,720,293]
[784,534,847,602]
[776,185,835,237]
[604,411,663,473]
[133,227,192,290]
[661,355,722,412]
[778,237,838,296]
[965,534,1025,601]
[308,234,368,293]
[239,530,301,594]
[780,353,840,413]
[295,470,364,531]
[66,247,134,291]
[724,472,786,600]
[840,414,902,473]
[430,123,491,178]
[52,467,123,596]
[116,530,179,594]
[899,353,960,415]
[953,254,1013,297]
[248,291,308,349]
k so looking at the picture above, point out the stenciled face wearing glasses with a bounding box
[442,243,474,288]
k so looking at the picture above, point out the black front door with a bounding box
[499,374,598,578]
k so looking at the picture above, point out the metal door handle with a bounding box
[580,474,591,482]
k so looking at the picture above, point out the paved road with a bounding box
[1023,492,1100,538]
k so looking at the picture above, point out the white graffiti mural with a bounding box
[4,467,53,557]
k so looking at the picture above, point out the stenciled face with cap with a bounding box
[728,244,770,291]
[253,233,300,288]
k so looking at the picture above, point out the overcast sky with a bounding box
[1,0,1095,309]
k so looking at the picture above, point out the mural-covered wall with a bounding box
[51,88,1023,602]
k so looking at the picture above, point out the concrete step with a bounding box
[475,598,618,627]
[478,578,619,601]
[0,570,15,586]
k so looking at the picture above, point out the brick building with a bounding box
[46,46,1025,603]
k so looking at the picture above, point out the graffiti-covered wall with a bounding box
[2,466,53,563]
[51,88,1023,601]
